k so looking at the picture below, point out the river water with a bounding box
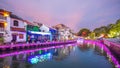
[0,43,115,68]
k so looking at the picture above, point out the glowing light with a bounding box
[29,31,51,35]
[4,22,7,27]
[77,38,84,44]
[30,57,39,64]
[28,53,52,64]
[0,42,76,58]
[3,12,9,17]
[39,50,42,54]
[84,40,120,68]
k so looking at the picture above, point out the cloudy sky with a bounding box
[0,0,120,32]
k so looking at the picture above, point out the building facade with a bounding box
[49,28,59,41]
[25,21,52,43]
[0,9,26,43]
[39,24,52,42]
[25,21,40,43]
[53,24,74,40]
[10,14,26,43]
[0,9,12,43]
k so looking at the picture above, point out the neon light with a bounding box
[0,40,76,49]
[29,31,51,35]
[84,40,120,68]
[0,43,75,58]
[77,38,84,44]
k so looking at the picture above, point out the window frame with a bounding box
[13,20,19,26]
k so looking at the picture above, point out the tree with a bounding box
[93,26,108,38]
[77,28,91,37]
[108,19,120,38]
[89,32,95,39]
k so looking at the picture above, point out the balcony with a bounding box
[0,15,6,21]
[0,28,5,32]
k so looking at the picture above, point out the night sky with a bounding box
[0,0,120,32]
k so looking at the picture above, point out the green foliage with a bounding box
[89,32,95,39]
[0,37,4,44]
[78,19,120,38]
[108,19,120,37]
[77,28,91,37]
[92,19,120,38]
[93,26,108,37]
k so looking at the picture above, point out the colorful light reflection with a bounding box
[0,43,75,58]
[28,53,52,64]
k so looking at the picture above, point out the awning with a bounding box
[29,31,51,35]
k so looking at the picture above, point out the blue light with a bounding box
[30,58,39,64]
[28,53,52,64]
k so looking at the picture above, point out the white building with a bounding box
[39,24,52,41]
[53,24,74,40]
[0,9,12,43]
[10,14,26,43]
[0,9,26,43]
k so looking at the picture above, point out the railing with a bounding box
[0,15,6,20]
[103,39,120,55]
[83,40,120,68]
[0,28,5,32]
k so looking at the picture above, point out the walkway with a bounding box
[103,39,120,64]
[82,39,120,68]
[0,40,76,51]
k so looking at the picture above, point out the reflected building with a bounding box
[53,46,73,61]
[2,56,12,68]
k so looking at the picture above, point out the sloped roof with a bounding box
[0,9,11,13]
[10,13,24,21]
[24,20,34,25]
[53,24,69,30]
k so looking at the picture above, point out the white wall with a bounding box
[11,31,26,42]
[10,18,25,28]
[10,18,26,42]
[40,24,49,32]
[4,16,12,43]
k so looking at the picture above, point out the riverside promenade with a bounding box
[103,39,120,55]
[83,39,120,68]
[103,39,120,63]
[0,40,76,52]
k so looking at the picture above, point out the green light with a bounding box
[39,50,42,54]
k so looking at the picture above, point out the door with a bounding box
[12,35,17,42]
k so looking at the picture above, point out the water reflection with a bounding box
[0,43,115,68]
[53,46,73,61]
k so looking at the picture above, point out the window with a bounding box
[13,20,19,26]
[0,23,4,28]
[19,34,24,39]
